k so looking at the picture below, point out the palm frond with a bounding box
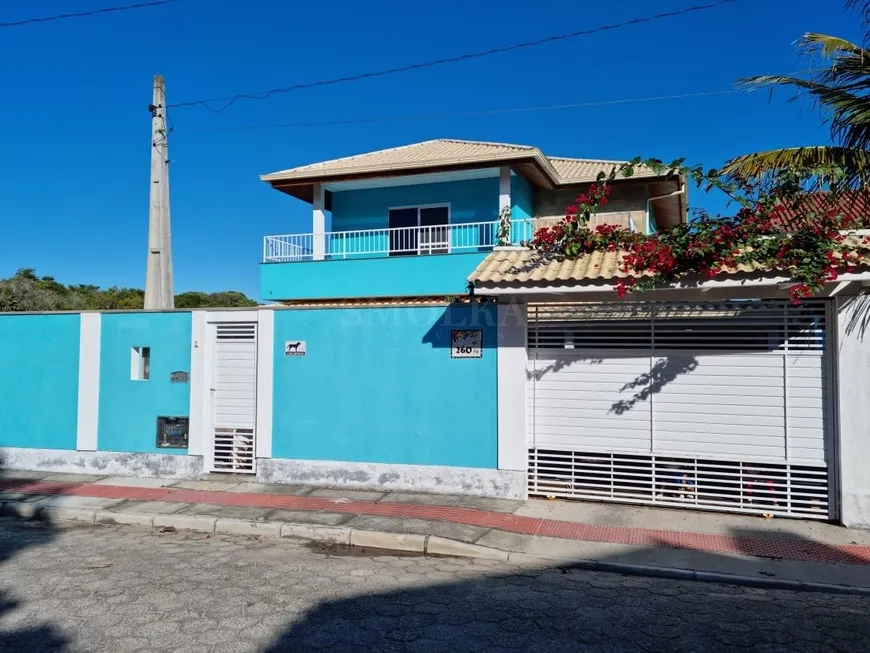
[801,34,870,91]
[722,146,870,189]
[846,0,870,44]
[801,32,866,57]
[738,70,870,152]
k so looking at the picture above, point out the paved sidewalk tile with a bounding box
[346,515,489,544]
[309,488,388,501]
[265,510,352,526]
[38,496,123,510]
[381,492,522,513]
[92,476,177,488]
[228,482,313,496]
[178,503,272,520]
[43,474,106,483]
[0,470,52,480]
[172,480,243,491]
[108,500,190,514]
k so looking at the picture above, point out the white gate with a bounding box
[527,300,835,519]
[208,322,257,474]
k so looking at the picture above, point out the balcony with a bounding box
[263,220,536,263]
[263,214,637,263]
[260,215,636,301]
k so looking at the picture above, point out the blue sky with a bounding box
[0,0,861,299]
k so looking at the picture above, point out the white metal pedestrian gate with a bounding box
[208,322,257,474]
[526,300,835,519]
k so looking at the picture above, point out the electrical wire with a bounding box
[203,90,739,131]
[168,0,740,113]
[190,69,825,131]
[0,0,181,28]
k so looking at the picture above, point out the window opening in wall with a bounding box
[131,346,151,380]
[387,205,450,256]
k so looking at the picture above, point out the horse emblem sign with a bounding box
[451,330,482,358]
[284,340,307,356]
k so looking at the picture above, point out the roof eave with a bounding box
[472,271,870,295]
[260,148,556,184]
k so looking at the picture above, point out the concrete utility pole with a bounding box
[144,74,174,310]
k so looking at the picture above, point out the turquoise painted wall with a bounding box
[511,174,534,221]
[648,205,658,234]
[510,174,535,242]
[271,304,498,468]
[331,177,499,231]
[0,314,80,450]
[261,251,487,301]
[329,178,500,257]
[98,312,192,454]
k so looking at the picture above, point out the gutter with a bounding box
[474,272,870,297]
[645,178,687,231]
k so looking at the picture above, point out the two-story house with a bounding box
[259,139,686,303]
[7,137,868,528]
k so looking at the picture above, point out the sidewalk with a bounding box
[3,470,870,594]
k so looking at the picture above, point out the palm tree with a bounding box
[723,2,870,189]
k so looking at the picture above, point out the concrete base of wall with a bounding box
[256,458,528,500]
[0,448,204,479]
[842,494,870,530]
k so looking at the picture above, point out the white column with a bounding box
[187,310,207,457]
[312,183,326,261]
[497,301,527,471]
[835,294,870,527]
[256,307,275,459]
[76,312,101,451]
[499,166,511,214]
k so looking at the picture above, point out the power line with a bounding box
[0,0,181,28]
[204,90,739,131]
[202,68,825,131]
[168,0,740,112]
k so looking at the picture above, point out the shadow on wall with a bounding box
[844,293,870,340]
[526,355,603,382]
[260,527,870,652]
[420,303,499,350]
[0,461,68,652]
[609,356,699,415]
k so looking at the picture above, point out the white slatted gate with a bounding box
[209,322,257,473]
[527,300,835,520]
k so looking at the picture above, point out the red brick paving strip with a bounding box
[3,478,870,566]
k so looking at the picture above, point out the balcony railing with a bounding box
[263,214,636,263]
[263,220,534,263]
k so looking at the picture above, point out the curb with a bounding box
[2,502,869,597]
[500,553,870,597]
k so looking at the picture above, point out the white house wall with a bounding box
[836,295,870,528]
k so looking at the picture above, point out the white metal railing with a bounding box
[262,214,640,263]
[263,219,537,263]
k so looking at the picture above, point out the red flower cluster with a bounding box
[528,176,870,303]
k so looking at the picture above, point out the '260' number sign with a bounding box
[451,330,482,358]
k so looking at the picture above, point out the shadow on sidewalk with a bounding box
[261,527,870,652]
[0,463,69,652]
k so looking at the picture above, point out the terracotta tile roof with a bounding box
[548,156,656,184]
[470,248,633,285]
[261,139,661,185]
[469,240,870,287]
[772,192,870,231]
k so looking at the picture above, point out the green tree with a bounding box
[723,1,870,189]
[0,270,257,312]
[175,291,257,308]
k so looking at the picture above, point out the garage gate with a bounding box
[526,300,835,520]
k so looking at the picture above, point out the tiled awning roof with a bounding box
[469,240,870,288]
